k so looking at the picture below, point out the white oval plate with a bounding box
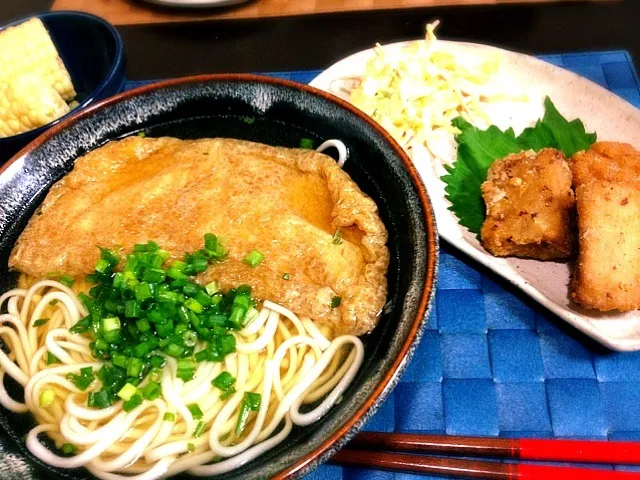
[310,41,640,351]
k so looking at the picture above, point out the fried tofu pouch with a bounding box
[9,136,390,336]
[572,181,640,311]
[480,149,575,260]
[569,142,640,188]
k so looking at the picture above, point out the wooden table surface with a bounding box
[0,1,637,83]
[49,0,609,26]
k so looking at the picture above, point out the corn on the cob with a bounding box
[0,17,76,101]
[0,73,70,137]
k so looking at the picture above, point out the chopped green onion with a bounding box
[184,298,204,314]
[135,318,151,332]
[127,357,143,378]
[32,318,49,327]
[212,372,236,391]
[49,299,59,307]
[117,383,138,401]
[300,138,314,149]
[61,443,76,455]
[134,282,153,301]
[95,258,111,274]
[59,275,75,287]
[332,229,343,245]
[123,393,143,412]
[331,296,342,308]
[143,268,166,284]
[67,367,94,391]
[46,352,58,365]
[150,355,166,368]
[205,281,219,295]
[187,443,195,453]
[39,388,55,407]
[183,330,198,347]
[220,386,236,400]
[112,353,128,369]
[194,420,206,437]
[88,390,111,409]
[142,381,162,400]
[282,273,291,280]
[166,343,185,359]
[236,392,261,436]
[137,131,146,138]
[102,317,121,332]
[125,300,142,318]
[243,250,264,268]
[187,403,203,420]
[163,412,175,422]
[177,358,197,381]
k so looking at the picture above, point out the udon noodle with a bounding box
[0,278,363,479]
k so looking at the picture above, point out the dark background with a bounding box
[1,1,639,79]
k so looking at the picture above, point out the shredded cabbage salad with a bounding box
[349,22,519,163]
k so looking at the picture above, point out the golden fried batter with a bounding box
[9,136,389,335]
[572,181,640,311]
[569,142,640,188]
[480,148,575,260]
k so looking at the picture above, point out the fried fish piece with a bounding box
[9,136,389,335]
[569,142,640,188]
[572,181,640,311]
[480,148,575,259]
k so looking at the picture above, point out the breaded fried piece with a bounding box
[481,148,575,260]
[572,181,640,311]
[570,142,640,188]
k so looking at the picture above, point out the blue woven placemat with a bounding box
[124,50,640,479]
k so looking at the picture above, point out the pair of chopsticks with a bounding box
[330,432,640,479]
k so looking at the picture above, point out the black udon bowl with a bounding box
[0,75,438,480]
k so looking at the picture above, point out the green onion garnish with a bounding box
[88,390,111,409]
[282,273,291,281]
[300,138,314,149]
[61,443,76,455]
[331,296,342,308]
[123,393,143,412]
[39,388,55,407]
[194,420,206,438]
[49,299,59,307]
[236,392,261,436]
[117,383,138,401]
[66,234,246,410]
[67,367,95,391]
[212,371,236,391]
[187,443,195,453]
[243,250,264,268]
[220,386,236,400]
[332,229,343,245]
[187,403,203,420]
[32,318,49,327]
[177,358,197,381]
[46,352,58,365]
[163,412,175,422]
[142,381,162,400]
[59,275,75,287]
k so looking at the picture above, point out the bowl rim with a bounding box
[3,73,438,479]
[0,10,125,143]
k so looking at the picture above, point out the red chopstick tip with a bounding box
[517,464,640,480]
[519,439,640,465]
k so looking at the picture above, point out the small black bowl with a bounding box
[0,75,437,480]
[0,11,125,161]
